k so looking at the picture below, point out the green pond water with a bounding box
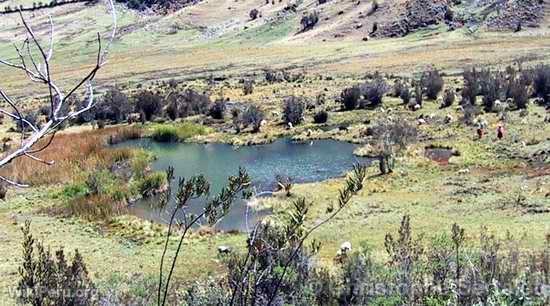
[117,138,369,231]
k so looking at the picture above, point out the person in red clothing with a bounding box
[497,124,505,140]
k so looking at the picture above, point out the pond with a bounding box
[117,138,369,232]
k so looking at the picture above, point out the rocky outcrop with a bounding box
[485,0,544,31]
[374,0,452,38]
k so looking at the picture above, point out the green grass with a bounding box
[149,122,210,142]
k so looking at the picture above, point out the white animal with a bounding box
[444,114,454,124]
[417,118,427,125]
[340,241,352,254]
[458,169,470,175]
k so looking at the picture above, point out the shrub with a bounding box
[462,67,481,105]
[421,68,444,100]
[508,78,529,109]
[243,80,254,95]
[481,72,504,111]
[361,73,389,107]
[15,112,39,132]
[134,90,163,121]
[283,96,305,125]
[138,171,167,198]
[533,64,550,104]
[392,80,405,97]
[209,99,226,119]
[300,11,319,31]
[151,122,208,142]
[313,110,328,124]
[414,81,423,106]
[165,89,210,119]
[400,84,411,105]
[340,86,362,110]
[241,105,264,133]
[249,8,259,20]
[18,221,96,306]
[441,88,455,108]
[95,87,132,123]
[265,69,285,83]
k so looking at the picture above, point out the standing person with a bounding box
[477,127,484,139]
[497,124,505,140]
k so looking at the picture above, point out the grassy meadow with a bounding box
[0,0,549,304]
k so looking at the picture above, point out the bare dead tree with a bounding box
[0,0,117,187]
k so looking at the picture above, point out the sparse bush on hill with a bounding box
[421,68,444,100]
[249,8,259,20]
[300,11,319,31]
[135,90,163,121]
[283,96,305,125]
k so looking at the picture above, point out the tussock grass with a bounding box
[0,126,142,185]
[150,122,209,142]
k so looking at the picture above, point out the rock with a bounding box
[413,104,421,111]
[260,119,267,127]
[287,122,293,129]
[417,118,427,125]
[217,245,232,254]
[444,114,454,124]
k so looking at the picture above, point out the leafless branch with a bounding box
[0,0,117,187]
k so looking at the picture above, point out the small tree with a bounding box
[241,105,265,133]
[249,8,259,20]
[283,96,305,125]
[300,11,319,31]
[421,68,444,100]
[361,73,389,107]
[95,87,132,123]
[135,90,163,121]
[340,86,362,110]
[368,119,417,174]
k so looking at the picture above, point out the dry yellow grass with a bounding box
[0,126,141,185]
